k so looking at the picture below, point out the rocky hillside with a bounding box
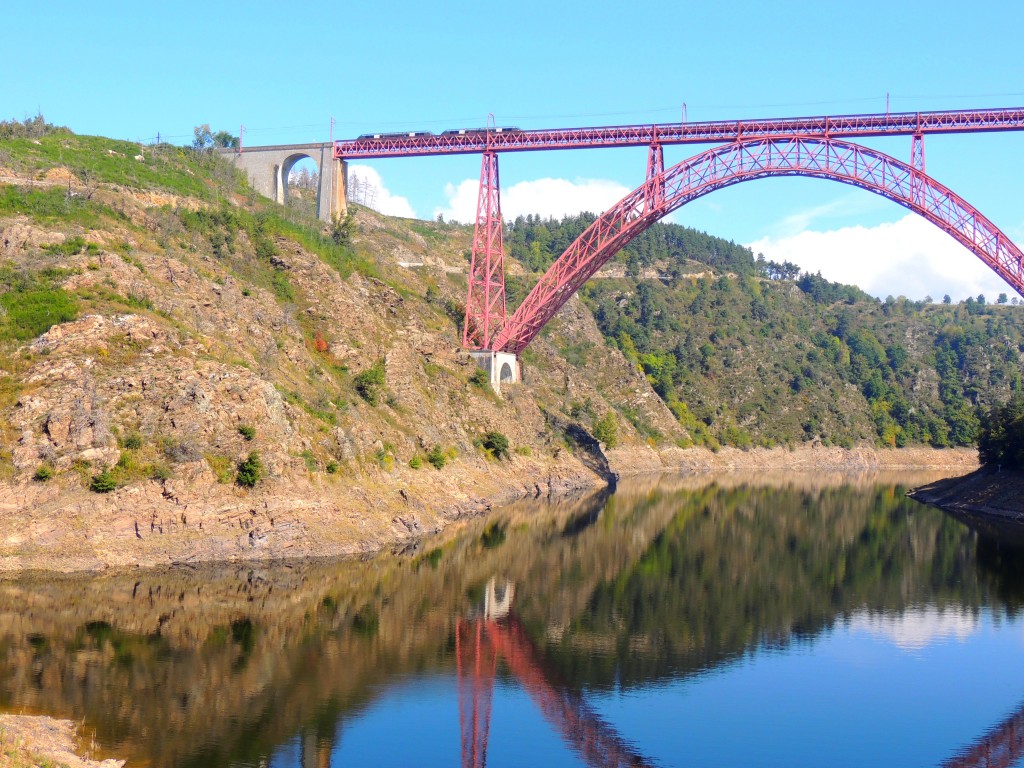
[0,122,703,571]
[0,121,986,572]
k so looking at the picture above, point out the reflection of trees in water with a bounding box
[0,477,1016,767]
[548,483,1022,691]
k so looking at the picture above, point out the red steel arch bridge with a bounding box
[334,107,1024,354]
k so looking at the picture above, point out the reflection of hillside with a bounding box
[547,481,1024,691]
[0,474,1014,767]
[0,482,677,768]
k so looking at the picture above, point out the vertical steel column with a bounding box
[646,142,665,209]
[456,619,496,768]
[463,151,507,349]
[911,132,926,206]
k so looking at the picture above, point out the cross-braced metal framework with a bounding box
[335,107,1024,159]
[490,136,1024,354]
[463,151,507,349]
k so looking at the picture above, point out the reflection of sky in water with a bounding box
[846,606,981,650]
[267,608,1024,768]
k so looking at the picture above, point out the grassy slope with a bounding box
[0,126,678,499]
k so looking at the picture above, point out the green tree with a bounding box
[90,469,117,493]
[354,359,386,405]
[192,124,214,152]
[593,412,619,448]
[482,431,510,459]
[212,130,239,149]
[978,391,1024,468]
[236,451,263,487]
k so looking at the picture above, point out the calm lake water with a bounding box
[3,472,1023,768]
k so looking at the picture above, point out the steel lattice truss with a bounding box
[490,136,1024,353]
[335,107,1024,159]
[463,152,506,348]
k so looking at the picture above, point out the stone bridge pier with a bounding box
[220,143,347,222]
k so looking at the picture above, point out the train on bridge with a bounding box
[357,127,521,140]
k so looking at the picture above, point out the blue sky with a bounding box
[6,0,1024,299]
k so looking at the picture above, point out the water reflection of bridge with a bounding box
[457,578,653,768]
[0,475,1022,767]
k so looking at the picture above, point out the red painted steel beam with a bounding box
[490,136,1024,354]
[463,152,507,349]
[486,616,654,768]
[942,701,1024,768]
[456,619,496,768]
[335,107,1024,159]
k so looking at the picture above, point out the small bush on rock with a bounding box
[354,359,386,405]
[426,445,446,470]
[482,431,510,460]
[236,451,262,488]
[90,469,117,493]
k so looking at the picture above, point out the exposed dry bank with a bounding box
[910,468,1024,522]
[0,715,122,768]
[0,443,977,573]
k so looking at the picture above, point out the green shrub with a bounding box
[236,451,262,487]
[592,412,619,448]
[149,463,171,481]
[43,235,88,256]
[271,271,294,302]
[426,445,446,470]
[374,445,394,471]
[123,433,143,450]
[33,464,53,482]
[301,449,318,472]
[89,468,117,493]
[408,455,423,469]
[238,424,256,441]
[326,461,339,474]
[354,359,386,405]
[469,368,490,388]
[482,431,510,460]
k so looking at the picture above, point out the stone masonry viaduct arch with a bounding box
[221,143,347,222]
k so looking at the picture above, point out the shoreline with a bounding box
[0,714,123,768]
[0,444,978,576]
[909,466,1024,523]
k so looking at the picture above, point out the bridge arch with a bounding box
[491,137,1024,353]
[277,152,320,208]
[222,142,346,222]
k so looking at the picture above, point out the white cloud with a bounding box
[747,214,1018,302]
[848,607,978,651]
[435,177,631,224]
[773,192,886,237]
[346,165,416,218]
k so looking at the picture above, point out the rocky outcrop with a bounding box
[0,175,986,574]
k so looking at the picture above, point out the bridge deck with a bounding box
[334,106,1024,159]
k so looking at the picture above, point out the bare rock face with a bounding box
[0,220,66,255]
[0,182,711,573]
